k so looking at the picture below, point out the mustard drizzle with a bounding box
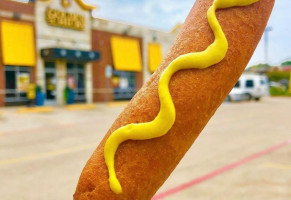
[104,0,259,194]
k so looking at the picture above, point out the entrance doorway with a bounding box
[67,62,86,102]
[45,62,56,105]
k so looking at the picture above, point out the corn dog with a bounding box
[74,0,274,199]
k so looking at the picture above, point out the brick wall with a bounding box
[91,30,143,102]
[0,0,34,15]
[0,17,4,107]
[0,56,4,107]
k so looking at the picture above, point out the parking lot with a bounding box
[0,97,291,200]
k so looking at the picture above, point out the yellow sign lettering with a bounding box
[45,8,85,31]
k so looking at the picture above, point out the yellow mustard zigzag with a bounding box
[104,0,259,194]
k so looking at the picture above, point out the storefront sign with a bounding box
[45,8,85,31]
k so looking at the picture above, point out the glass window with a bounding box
[67,63,74,71]
[77,73,85,89]
[4,66,31,102]
[234,81,240,88]
[113,70,136,100]
[5,93,17,98]
[45,62,55,69]
[245,80,254,88]
[5,71,16,89]
[77,64,83,71]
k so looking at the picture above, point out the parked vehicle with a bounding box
[227,74,269,101]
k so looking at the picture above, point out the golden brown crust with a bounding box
[74,0,274,199]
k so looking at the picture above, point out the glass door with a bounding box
[45,62,57,104]
[67,63,86,102]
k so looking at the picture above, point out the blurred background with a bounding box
[0,0,290,200]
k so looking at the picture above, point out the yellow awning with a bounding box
[148,43,162,73]
[110,36,142,72]
[1,21,36,66]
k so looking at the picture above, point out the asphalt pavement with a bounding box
[0,97,290,200]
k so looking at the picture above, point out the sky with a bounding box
[87,0,291,67]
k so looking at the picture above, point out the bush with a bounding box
[36,85,43,93]
[270,86,286,96]
[269,86,291,96]
[267,71,290,82]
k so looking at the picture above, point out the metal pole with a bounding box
[264,27,272,64]
[264,30,268,63]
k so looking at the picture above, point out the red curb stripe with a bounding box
[152,139,291,200]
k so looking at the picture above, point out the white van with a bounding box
[227,74,269,101]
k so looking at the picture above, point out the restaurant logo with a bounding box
[45,8,85,31]
[61,0,72,8]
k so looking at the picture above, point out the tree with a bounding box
[248,63,270,69]
[281,61,291,66]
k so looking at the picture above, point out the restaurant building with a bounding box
[0,0,177,106]
[36,0,100,105]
